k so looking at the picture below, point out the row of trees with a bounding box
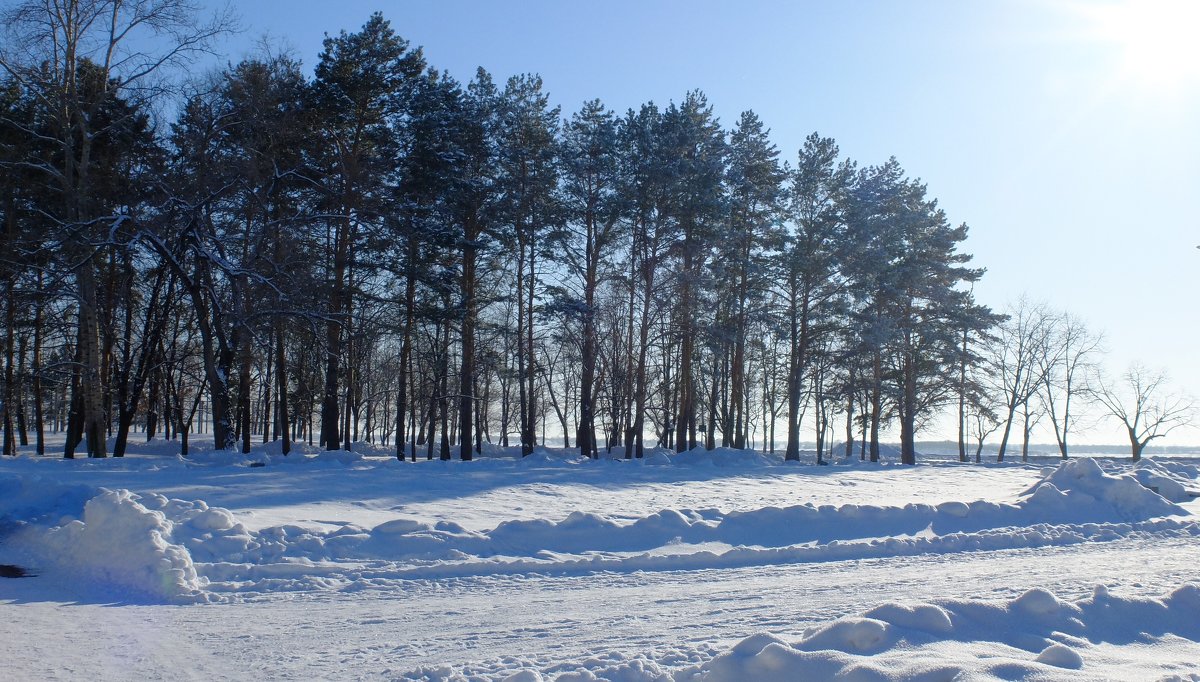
[0,3,1187,464]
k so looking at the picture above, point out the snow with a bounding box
[676,583,1200,681]
[1,437,1198,680]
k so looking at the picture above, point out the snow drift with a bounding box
[11,488,206,602]
[669,583,1200,681]
[1,457,1192,604]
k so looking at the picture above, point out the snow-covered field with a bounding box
[2,438,1198,681]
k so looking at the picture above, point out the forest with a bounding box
[0,4,1179,468]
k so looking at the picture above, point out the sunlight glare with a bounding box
[1080,0,1200,90]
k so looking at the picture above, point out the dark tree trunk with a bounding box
[900,346,917,466]
[276,319,290,455]
[957,327,968,462]
[629,261,654,459]
[460,216,479,461]
[64,327,83,458]
[675,249,695,454]
[3,272,15,457]
[784,275,810,462]
[578,211,598,459]
[321,222,348,451]
[32,270,45,456]
[75,260,108,458]
[523,242,537,456]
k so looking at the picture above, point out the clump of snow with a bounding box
[520,447,590,466]
[1035,643,1083,669]
[672,447,779,468]
[14,489,205,602]
[1012,587,1075,617]
[643,451,673,466]
[1131,459,1193,502]
[500,670,544,682]
[862,602,955,634]
[800,617,896,654]
[1021,457,1186,520]
[674,583,1200,681]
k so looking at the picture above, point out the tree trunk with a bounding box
[276,319,291,455]
[869,373,882,463]
[460,216,479,461]
[900,349,917,465]
[32,270,45,456]
[629,264,654,459]
[75,261,108,458]
[321,221,348,451]
[4,273,15,457]
[523,241,538,456]
[397,236,418,461]
[438,307,452,461]
[957,327,968,462]
[784,275,811,462]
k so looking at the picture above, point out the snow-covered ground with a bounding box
[1,438,1198,680]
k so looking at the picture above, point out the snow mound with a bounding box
[1021,457,1186,520]
[14,489,205,602]
[1035,643,1083,669]
[832,441,905,460]
[4,457,1192,602]
[520,447,590,466]
[862,602,954,634]
[1131,459,1194,503]
[671,447,780,467]
[118,458,1192,592]
[675,583,1200,681]
[643,451,673,466]
[800,617,896,654]
[1012,587,1075,617]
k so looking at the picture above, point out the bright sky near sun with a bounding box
[203,0,1200,446]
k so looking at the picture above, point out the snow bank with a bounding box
[671,447,781,468]
[144,457,1190,593]
[1131,458,1195,503]
[332,457,1188,568]
[1021,457,1185,519]
[1,458,1193,602]
[669,583,1200,681]
[12,489,205,602]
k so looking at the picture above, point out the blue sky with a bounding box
[207,0,1200,446]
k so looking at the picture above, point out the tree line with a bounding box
[0,4,1186,464]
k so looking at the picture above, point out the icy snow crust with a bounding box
[2,443,1199,679]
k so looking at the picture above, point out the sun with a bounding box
[1077,0,1200,90]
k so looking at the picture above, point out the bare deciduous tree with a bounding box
[1037,312,1103,459]
[989,297,1053,462]
[1093,364,1194,462]
[0,0,231,457]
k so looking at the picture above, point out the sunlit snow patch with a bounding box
[663,583,1200,681]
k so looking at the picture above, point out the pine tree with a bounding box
[493,74,562,456]
[558,99,623,458]
[311,12,424,451]
[719,110,782,449]
[780,133,854,461]
[845,159,994,464]
[663,91,726,453]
